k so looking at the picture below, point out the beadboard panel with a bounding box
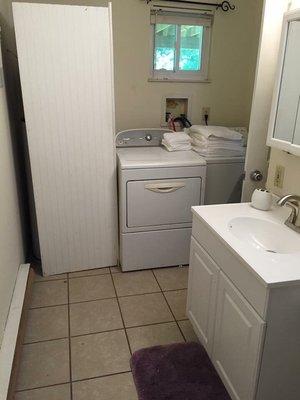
[13,3,118,275]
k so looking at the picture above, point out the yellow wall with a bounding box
[1,0,263,132]
[267,149,300,196]
[112,0,263,132]
[266,0,300,196]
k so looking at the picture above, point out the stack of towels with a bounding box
[162,132,192,152]
[188,125,246,157]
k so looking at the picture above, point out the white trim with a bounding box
[150,9,213,26]
[0,264,30,400]
[148,78,211,83]
[267,8,300,156]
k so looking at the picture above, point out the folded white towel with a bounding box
[191,136,244,151]
[162,139,192,152]
[163,132,191,145]
[189,125,243,141]
[192,146,246,157]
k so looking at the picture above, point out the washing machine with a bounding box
[116,129,206,272]
[203,155,245,205]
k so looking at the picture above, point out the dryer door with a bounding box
[127,177,202,228]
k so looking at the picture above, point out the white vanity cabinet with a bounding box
[187,235,265,400]
[188,207,300,400]
[212,272,265,400]
[187,237,219,355]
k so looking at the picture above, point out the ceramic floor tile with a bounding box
[69,274,115,303]
[113,270,160,297]
[153,266,189,291]
[69,267,110,278]
[24,305,68,343]
[127,322,184,353]
[35,272,68,282]
[17,339,69,390]
[119,293,174,327]
[110,266,122,273]
[15,384,71,400]
[71,330,131,381]
[30,280,68,308]
[70,298,123,336]
[178,320,199,342]
[72,372,137,400]
[164,289,187,320]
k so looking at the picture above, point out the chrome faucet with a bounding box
[277,194,300,233]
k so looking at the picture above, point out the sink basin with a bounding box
[228,217,300,254]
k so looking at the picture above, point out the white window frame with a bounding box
[149,10,212,82]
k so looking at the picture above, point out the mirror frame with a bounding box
[267,8,300,157]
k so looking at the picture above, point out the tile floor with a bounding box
[15,265,198,400]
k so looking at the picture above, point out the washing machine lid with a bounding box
[204,155,245,164]
[117,147,206,169]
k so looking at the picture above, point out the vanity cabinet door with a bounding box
[212,272,266,400]
[187,237,219,355]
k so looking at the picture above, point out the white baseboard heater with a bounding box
[0,264,30,400]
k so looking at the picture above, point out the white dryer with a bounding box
[116,129,206,272]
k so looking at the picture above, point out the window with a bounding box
[150,10,212,81]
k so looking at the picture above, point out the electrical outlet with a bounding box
[274,165,285,188]
[202,107,210,123]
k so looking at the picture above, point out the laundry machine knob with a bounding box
[145,134,152,142]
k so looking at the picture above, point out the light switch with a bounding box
[274,165,285,188]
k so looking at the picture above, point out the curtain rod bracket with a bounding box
[146,0,236,12]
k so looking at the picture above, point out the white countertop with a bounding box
[192,203,300,287]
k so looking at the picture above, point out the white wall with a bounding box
[242,0,288,201]
[0,45,24,345]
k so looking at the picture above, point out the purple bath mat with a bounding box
[131,342,230,400]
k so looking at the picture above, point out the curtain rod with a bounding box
[146,0,235,12]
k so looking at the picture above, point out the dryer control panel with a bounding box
[116,129,173,148]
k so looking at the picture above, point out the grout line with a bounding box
[163,288,188,293]
[33,277,68,283]
[28,289,187,311]
[29,302,69,310]
[23,336,69,346]
[33,278,68,286]
[68,273,111,280]
[72,370,132,384]
[15,381,71,393]
[115,290,162,298]
[28,291,186,311]
[110,270,133,356]
[71,328,124,339]
[15,370,133,393]
[69,296,117,305]
[21,319,191,346]
[67,273,73,400]
[151,270,187,343]
[125,320,178,331]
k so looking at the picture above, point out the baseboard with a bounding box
[0,264,33,400]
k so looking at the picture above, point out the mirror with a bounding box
[267,9,300,156]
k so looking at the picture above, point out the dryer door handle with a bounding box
[145,182,186,194]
